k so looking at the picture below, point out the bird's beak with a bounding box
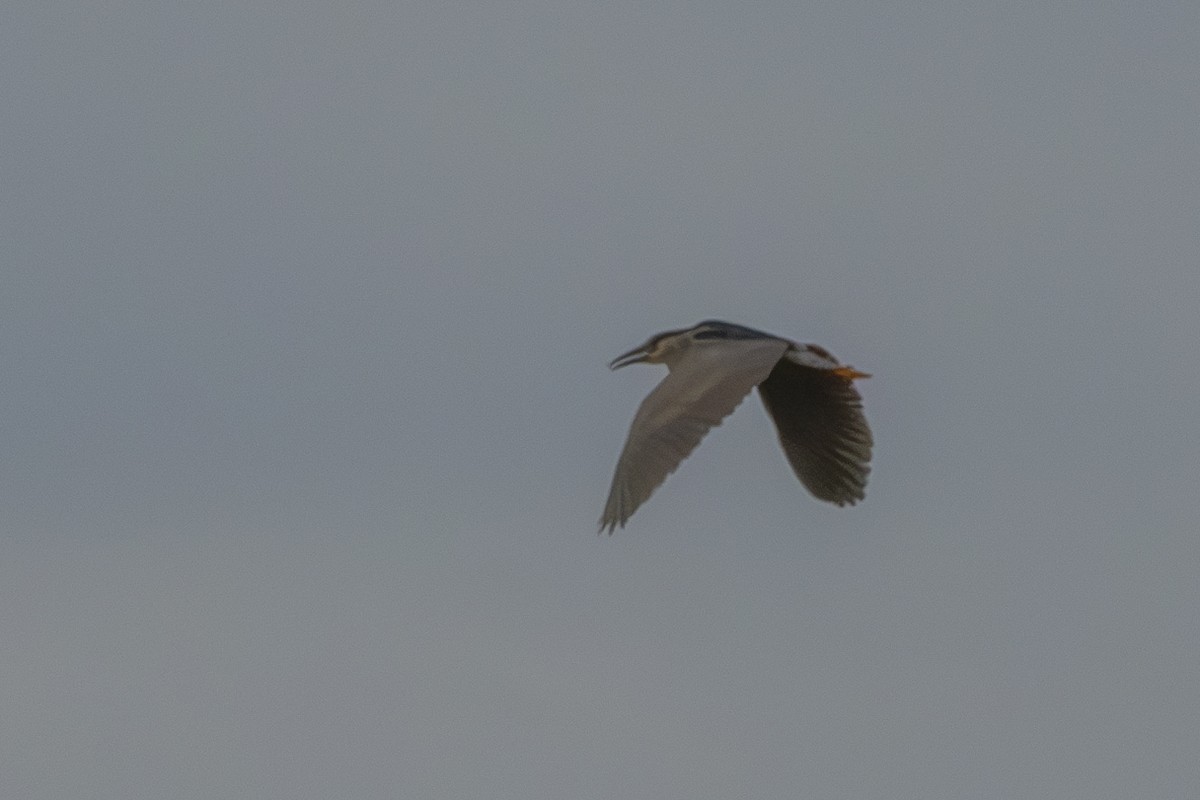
[609,345,650,370]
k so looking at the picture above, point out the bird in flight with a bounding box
[600,320,872,533]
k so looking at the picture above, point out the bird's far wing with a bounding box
[756,347,872,506]
[600,338,788,532]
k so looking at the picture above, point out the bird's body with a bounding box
[600,320,872,532]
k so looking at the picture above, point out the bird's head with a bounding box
[609,319,768,369]
[608,320,768,369]
[608,327,693,369]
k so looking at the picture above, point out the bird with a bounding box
[599,320,872,533]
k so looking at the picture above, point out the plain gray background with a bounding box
[3,3,1198,798]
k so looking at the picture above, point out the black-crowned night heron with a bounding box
[600,320,872,533]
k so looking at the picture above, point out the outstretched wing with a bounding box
[600,338,788,532]
[757,348,872,506]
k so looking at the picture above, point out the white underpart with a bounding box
[784,345,841,370]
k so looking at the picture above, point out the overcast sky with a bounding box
[3,3,1199,798]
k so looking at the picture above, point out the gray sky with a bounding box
[3,2,1199,798]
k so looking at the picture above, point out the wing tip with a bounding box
[812,477,868,507]
[597,517,623,535]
